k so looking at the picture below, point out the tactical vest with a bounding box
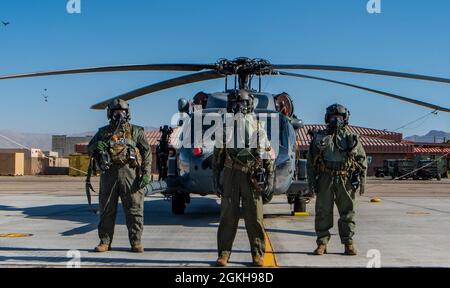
[312,128,359,176]
[102,123,140,167]
[224,114,262,167]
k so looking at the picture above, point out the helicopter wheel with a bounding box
[293,196,307,213]
[172,193,186,215]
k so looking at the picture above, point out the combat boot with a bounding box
[344,243,357,256]
[94,243,111,253]
[313,244,327,255]
[131,243,144,253]
[252,255,264,267]
[216,255,229,267]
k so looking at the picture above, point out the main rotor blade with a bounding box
[276,70,450,113]
[272,65,450,84]
[0,64,215,80]
[91,70,224,110]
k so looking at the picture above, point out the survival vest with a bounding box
[312,127,360,176]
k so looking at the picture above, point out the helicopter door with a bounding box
[272,115,295,194]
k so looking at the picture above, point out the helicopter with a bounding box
[0,57,449,215]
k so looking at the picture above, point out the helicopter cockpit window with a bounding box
[253,97,259,109]
[193,92,209,109]
[205,94,228,109]
[253,94,269,110]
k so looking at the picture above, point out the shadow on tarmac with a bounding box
[0,195,316,238]
[0,196,319,266]
[0,246,261,267]
[0,254,217,266]
[0,196,220,236]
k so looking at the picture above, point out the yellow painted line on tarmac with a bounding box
[291,211,310,217]
[263,230,278,267]
[0,233,33,237]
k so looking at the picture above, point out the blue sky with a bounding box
[0,0,449,136]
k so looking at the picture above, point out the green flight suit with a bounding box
[213,113,274,258]
[88,123,152,246]
[307,126,367,245]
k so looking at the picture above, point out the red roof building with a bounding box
[296,125,449,176]
[413,146,450,155]
[75,125,450,177]
[296,125,412,154]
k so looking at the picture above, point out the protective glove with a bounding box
[304,184,315,198]
[358,172,366,196]
[359,182,365,196]
[95,141,108,152]
[266,172,274,194]
[139,174,151,189]
[261,171,275,204]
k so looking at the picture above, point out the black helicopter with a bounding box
[0,57,449,215]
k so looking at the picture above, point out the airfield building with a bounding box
[296,125,450,176]
[52,135,93,157]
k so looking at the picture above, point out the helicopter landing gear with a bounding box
[172,193,186,215]
[293,196,307,213]
[287,194,308,213]
[171,192,190,215]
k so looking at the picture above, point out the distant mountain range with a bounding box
[0,127,158,150]
[405,130,450,143]
[0,130,52,151]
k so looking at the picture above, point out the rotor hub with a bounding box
[215,58,274,89]
[215,58,273,76]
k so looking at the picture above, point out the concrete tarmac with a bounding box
[0,176,449,267]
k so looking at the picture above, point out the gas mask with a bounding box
[110,110,128,128]
[327,115,345,131]
[231,100,250,114]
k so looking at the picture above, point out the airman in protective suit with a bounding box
[212,89,275,267]
[307,104,367,256]
[88,99,152,253]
